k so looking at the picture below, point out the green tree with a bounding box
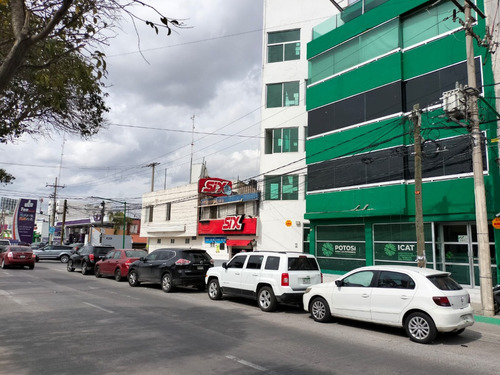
[0,0,184,177]
[108,210,133,235]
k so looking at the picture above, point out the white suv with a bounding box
[205,251,322,312]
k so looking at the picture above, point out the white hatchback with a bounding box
[303,265,474,344]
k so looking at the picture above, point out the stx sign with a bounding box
[222,215,243,231]
[199,178,232,197]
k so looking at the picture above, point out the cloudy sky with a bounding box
[0,0,263,217]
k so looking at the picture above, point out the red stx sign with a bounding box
[198,178,232,197]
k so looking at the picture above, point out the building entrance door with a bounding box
[436,223,497,287]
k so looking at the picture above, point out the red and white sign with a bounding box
[222,215,243,231]
[199,178,232,197]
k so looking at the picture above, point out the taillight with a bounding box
[281,273,289,286]
[433,296,451,307]
[175,258,191,266]
[89,254,94,262]
[7,252,13,258]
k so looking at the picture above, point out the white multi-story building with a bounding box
[257,0,339,252]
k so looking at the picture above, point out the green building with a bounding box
[305,0,499,287]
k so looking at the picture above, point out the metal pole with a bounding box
[122,202,126,248]
[465,3,494,316]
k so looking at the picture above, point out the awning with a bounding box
[226,239,252,247]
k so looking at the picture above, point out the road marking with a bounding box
[82,302,114,314]
[226,355,267,371]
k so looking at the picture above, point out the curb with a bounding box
[473,315,500,325]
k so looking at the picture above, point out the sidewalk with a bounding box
[468,288,500,325]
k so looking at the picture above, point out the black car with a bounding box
[127,248,213,292]
[67,245,114,275]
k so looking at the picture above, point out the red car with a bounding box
[0,245,35,269]
[95,249,147,281]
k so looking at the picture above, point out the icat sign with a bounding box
[199,178,232,197]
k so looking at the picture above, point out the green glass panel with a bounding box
[317,225,365,241]
[265,176,281,200]
[282,128,290,152]
[309,50,334,84]
[444,244,469,263]
[283,81,299,106]
[360,18,399,62]
[268,45,283,63]
[266,84,282,108]
[284,43,300,61]
[290,127,299,152]
[317,241,366,259]
[273,128,282,153]
[317,257,366,272]
[268,29,300,44]
[373,223,432,242]
[374,242,433,262]
[264,129,272,154]
[445,264,470,285]
[282,175,298,200]
[334,38,359,73]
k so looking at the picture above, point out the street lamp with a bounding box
[91,196,127,248]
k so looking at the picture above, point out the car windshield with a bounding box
[288,257,319,271]
[427,274,462,290]
[125,250,147,257]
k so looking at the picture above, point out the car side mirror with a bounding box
[222,262,227,269]
[140,257,146,262]
[335,279,343,287]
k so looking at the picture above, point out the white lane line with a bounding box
[226,355,267,371]
[82,302,114,314]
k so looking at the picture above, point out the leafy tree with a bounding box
[0,0,183,177]
[0,168,14,185]
[108,210,133,235]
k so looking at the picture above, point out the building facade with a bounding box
[258,0,338,252]
[305,0,500,287]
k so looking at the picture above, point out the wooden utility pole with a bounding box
[412,104,426,267]
[60,200,67,245]
[145,162,160,192]
[46,177,64,244]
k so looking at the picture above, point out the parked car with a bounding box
[70,242,84,252]
[30,242,47,250]
[127,248,213,292]
[302,265,475,344]
[95,249,148,281]
[33,244,75,263]
[0,245,35,269]
[206,251,322,312]
[0,239,11,251]
[67,245,114,275]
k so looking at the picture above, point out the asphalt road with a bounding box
[1,262,499,375]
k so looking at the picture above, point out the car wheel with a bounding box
[161,273,174,293]
[95,266,102,278]
[114,268,122,282]
[60,255,69,263]
[257,286,277,312]
[1,259,6,269]
[405,312,437,344]
[310,297,332,323]
[81,261,89,275]
[208,279,222,300]
[67,260,74,272]
[128,270,140,287]
[35,256,39,263]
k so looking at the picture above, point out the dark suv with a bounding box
[127,248,213,292]
[67,245,114,275]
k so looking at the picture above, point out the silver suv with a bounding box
[205,251,322,312]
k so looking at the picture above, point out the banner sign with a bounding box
[198,178,232,197]
[198,216,257,235]
[12,199,38,244]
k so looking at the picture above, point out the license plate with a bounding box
[197,266,204,270]
[303,277,310,284]
[20,255,26,258]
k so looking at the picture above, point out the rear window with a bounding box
[288,257,319,271]
[96,247,113,256]
[10,246,32,253]
[427,275,462,290]
[186,251,212,263]
[125,250,147,258]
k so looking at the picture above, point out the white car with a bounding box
[303,265,474,344]
[206,251,322,312]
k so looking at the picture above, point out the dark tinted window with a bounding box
[187,251,212,263]
[10,246,32,253]
[227,255,246,269]
[427,274,462,290]
[146,251,160,261]
[265,256,280,270]
[125,250,148,258]
[246,255,264,269]
[377,271,415,289]
[96,247,113,256]
[80,247,91,255]
[158,251,175,261]
[288,257,319,271]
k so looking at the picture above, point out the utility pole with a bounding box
[145,162,160,192]
[450,0,495,316]
[189,114,195,184]
[60,200,67,245]
[46,177,64,244]
[412,104,426,268]
[100,201,105,244]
